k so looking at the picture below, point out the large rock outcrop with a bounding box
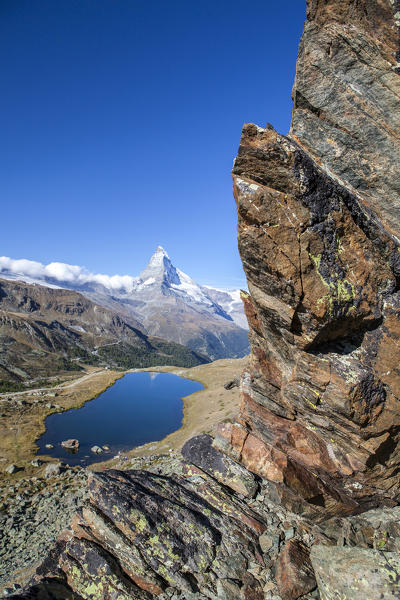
[216,0,400,517]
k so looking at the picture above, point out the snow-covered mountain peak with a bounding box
[137,248,223,310]
[149,245,170,264]
[138,246,181,287]
[0,250,248,329]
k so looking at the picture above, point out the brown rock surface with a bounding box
[275,540,316,600]
[221,0,400,516]
[19,466,268,599]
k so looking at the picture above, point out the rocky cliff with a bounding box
[216,0,400,518]
[4,1,400,599]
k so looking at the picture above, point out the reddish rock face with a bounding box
[219,0,400,516]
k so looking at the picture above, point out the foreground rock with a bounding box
[27,461,268,598]
[221,0,400,516]
[275,540,316,600]
[182,434,258,497]
[311,546,400,600]
[5,449,321,600]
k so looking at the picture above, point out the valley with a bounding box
[0,277,209,386]
[0,248,250,593]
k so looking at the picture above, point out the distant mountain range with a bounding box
[0,278,208,384]
[0,248,249,380]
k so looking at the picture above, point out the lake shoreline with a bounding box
[36,371,204,466]
[0,357,247,481]
[0,357,247,593]
[0,367,124,483]
[92,357,247,471]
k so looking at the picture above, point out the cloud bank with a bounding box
[0,256,137,292]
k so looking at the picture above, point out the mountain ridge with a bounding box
[0,247,250,361]
[0,277,208,384]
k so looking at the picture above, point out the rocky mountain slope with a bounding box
[0,247,249,361]
[0,278,207,383]
[5,0,400,598]
[113,247,249,360]
[201,286,248,330]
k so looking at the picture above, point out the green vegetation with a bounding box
[35,378,64,388]
[0,377,65,393]
[98,340,208,369]
[57,357,84,372]
[0,380,26,393]
[68,346,100,364]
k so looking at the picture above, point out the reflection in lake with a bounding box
[36,372,203,466]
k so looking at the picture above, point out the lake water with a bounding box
[36,372,203,466]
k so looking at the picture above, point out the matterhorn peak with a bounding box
[139,246,181,286]
[147,246,171,267]
[154,245,169,259]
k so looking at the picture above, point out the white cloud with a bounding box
[0,256,137,292]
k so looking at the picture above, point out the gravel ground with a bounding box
[0,465,88,595]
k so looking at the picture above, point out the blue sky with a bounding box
[1,1,305,288]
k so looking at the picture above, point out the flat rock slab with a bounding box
[311,546,400,599]
[182,434,258,497]
[14,468,266,599]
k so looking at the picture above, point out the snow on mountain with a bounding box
[0,248,249,359]
[202,286,248,329]
[134,246,215,307]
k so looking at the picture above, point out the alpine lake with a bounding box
[36,372,204,466]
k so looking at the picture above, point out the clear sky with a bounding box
[1,0,305,289]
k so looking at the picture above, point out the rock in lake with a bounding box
[61,439,79,451]
[91,445,103,454]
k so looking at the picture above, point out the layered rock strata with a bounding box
[216,0,400,517]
